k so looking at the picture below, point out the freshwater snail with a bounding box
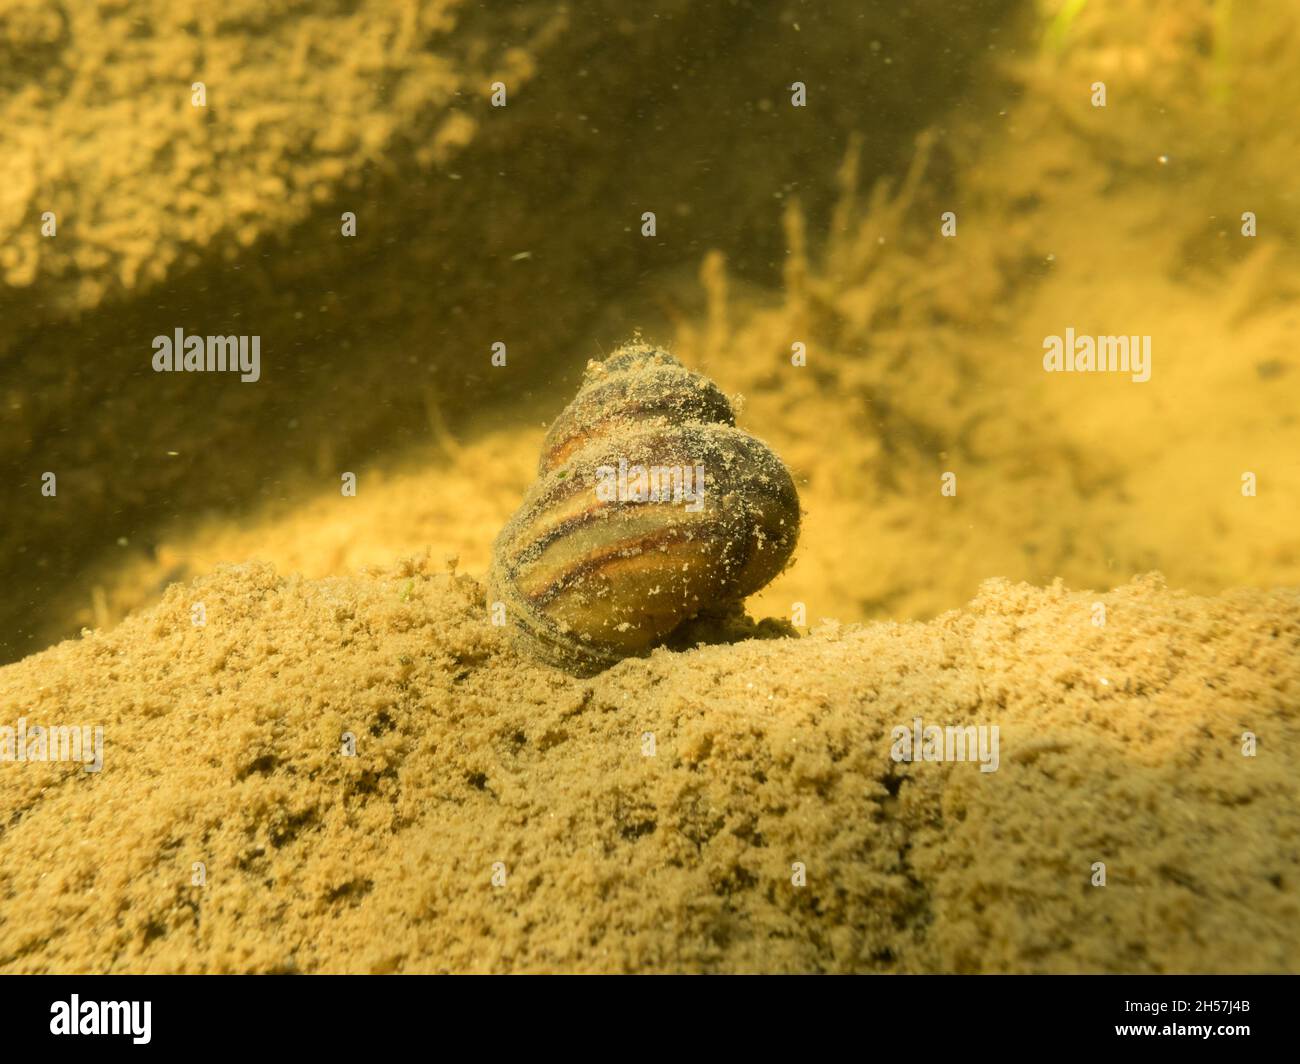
[489,342,800,675]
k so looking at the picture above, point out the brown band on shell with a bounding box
[488,342,800,675]
[539,349,735,473]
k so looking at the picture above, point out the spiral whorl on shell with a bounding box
[488,342,800,675]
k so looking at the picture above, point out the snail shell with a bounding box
[489,342,800,675]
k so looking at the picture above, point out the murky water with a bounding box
[2,0,1296,662]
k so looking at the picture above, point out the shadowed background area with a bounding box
[0,0,1017,662]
